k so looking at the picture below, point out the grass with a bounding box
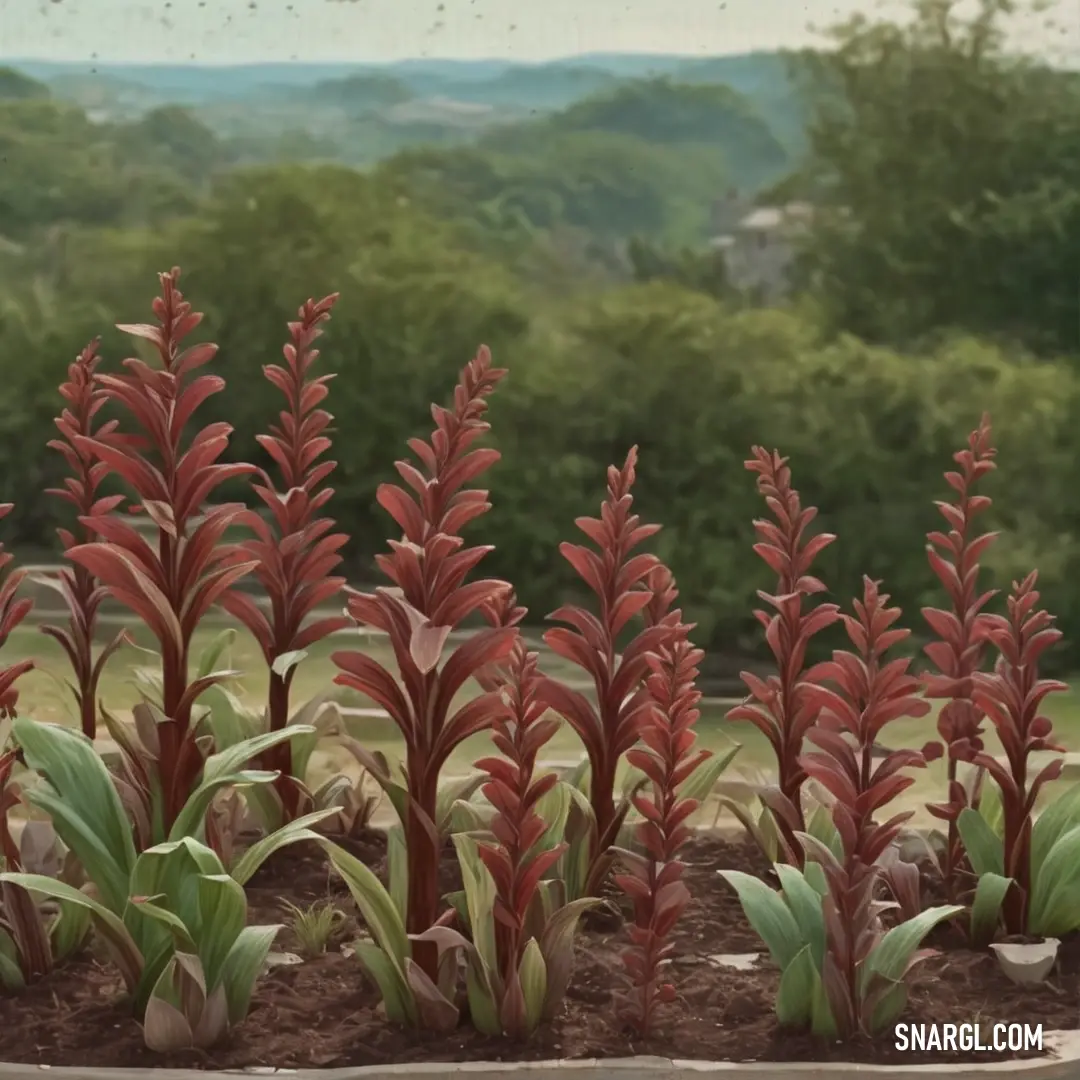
[10,615,1080,826]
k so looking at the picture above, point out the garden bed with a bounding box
[0,830,1075,1072]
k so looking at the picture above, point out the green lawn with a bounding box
[9,616,1080,826]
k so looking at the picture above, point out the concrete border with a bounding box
[0,1032,1077,1080]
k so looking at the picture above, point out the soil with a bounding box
[0,831,1076,1071]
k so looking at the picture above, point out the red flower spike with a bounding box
[66,270,260,836]
[727,448,840,863]
[615,566,709,1037]
[962,572,1068,933]
[220,294,350,821]
[920,414,999,906]
[798,577,934,1037]
[331,346,516,982]
[471,587,568,1037]
[40,339,132,740]
[538,448,675,890]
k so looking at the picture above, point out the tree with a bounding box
[793,0,1080,355]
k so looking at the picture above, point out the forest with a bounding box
[0,0,1078,672]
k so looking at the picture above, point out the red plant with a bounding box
[221,293,350,820]
[799,577,936,1036]
[40,339,131,740]
[0,503,34,864]
[615,565,710,1036]
[472,586,566,1036]
[65,269,259,834]
[921,414,998,903]
[961,572,1067,933]
[331,346,518,978]
[727,448,840,863]
[538,448,673,889]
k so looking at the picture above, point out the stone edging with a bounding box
[2,1034,1078,1080]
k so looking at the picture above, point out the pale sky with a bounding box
[0,0,1074,63]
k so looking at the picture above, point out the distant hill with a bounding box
[287,72,414,110]
[8,52,805,186]
[398,64,622,111]
[9,52,800,122]
[672,53,807,151]
[498,78,792,189]
[0,66,50,100]
[9,61,367,103]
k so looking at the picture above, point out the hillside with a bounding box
[11,52,803,150]
[0,55,802,269]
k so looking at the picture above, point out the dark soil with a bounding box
[0,831,1076,1070]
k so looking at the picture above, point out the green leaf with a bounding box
[810,974,838,1038]
[0,872,143,992]
[1028,823,1080,936]
[194,874,247,989]
[319,839,410,965]
[132,897,198,956]
[559,784,595,901]
[201,726,316,788]
[195,628,237,681]
[288,695,339,784]
[1031,782,1080,885]
[436,774,485,837]
[537,896,603,1020]
[977,777,1004,837]
[463,950,501,1035]
[0,928,25,990]
[13,719,137,915]
[387,823,408,923]
[533,780,571,854]
[169,726,316,840]
[271,649,309,678]
[196,688,283,831]
[230,811,338,886]
[199,685,259,750]
[806,803,842,860]
[757,802,781,861]
[802,860,829,896]
[868,979,909,1033]
[219,924,280,1026]
[450,798,494,834]
[970,872,1011,944]
[452,833,498,974]
[445,889,469,931]
[557,758,590,796]
[130,665,165,705]
[775,864,825,969]
[718,869,804,970]
[776,943,816,1027]
[861,905,964,992]
[353,939,416,1026]
[677,742,740,803]
[518,937,547,1033]
[957,807,1005,877]
[50,898,91,961]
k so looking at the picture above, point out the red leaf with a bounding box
[332,652,414,735]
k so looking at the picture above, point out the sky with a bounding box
[1,0,1075,64]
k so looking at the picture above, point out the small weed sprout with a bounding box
[282,898,347,958]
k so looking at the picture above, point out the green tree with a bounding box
[794,0,1080,355]
[149,164,532,563]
